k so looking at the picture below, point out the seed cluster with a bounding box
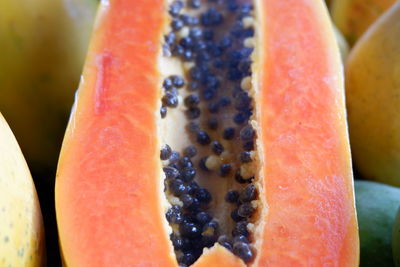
[160,0,258,265]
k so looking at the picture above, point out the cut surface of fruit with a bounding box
[55,0,359,266]
[0,113,45,267]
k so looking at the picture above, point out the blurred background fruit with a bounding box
[345,2,400,187]
[333,25,349,61]
[331,0,396,46]
[356,180,400,267]
[393,208,400,267]
[0,0,97,265]
[0,113,45,267]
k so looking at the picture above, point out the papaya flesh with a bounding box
[0,113,45,266]
[331,0,396,46]
[55,0,359,266]
[345,2,400,187]
[355,181,400,267]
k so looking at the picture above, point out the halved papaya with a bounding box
[55,0,359,266]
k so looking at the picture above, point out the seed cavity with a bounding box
[160,0,258,265]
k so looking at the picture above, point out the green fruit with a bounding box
[393,208,400,266]
[356,180,400,266]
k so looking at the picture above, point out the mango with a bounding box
[346,2,400,186]
[0,113,45,266]
[331,0,395,45]
[0,0,97,177]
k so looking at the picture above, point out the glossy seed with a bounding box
[180,221,202,238]
[184,146,197,158]
[223,127,236,140]
[184,94,200,108]
[195,188,212,203]
[233,235,249,244]
[162,91,179,108]
[218,235,233,251]
[189,0,201,8]
[160,144,172,160]
[171,75,185,88]
[211,141,224,155]
[160,106,167,118]
[219,163,232,177]
[179,157,193,168]
[171,18,184,31]
[243,140,254,151]
[181,167,196,182]
[179,253,197,266]
[233,242,254,263]
[166,205,183,224]
[196,131,211,145]
[163,166,180,179]
[232,221,249,237]
[231,208,245,222]
[169,179,186,197]
[233,112,248,124]
[169,1,184,17]
[240,184,257,202]
[238,203,255,217]
[185,107,201,120]
[199,157,210,171]
[240,125,255,140]
[225,190,240,203]
[169,151,181,164]
[196,211,212,226]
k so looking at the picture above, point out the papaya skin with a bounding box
[0,0,97,176]
[55,0,359,266]
[0,113,45,267]
[355,181,400,267]
[345,2,400,187]
[331,0,395,46]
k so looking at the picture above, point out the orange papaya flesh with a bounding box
[55,0,359,266]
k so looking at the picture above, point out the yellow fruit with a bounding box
[333,25,349,62]
[346,2,400,186]
[331,0,396,46]
[0,113,45,266]
[0,0,97,176]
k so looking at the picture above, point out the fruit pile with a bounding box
[0,0,399,266]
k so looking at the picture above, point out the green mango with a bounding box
[356,180,400,266]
